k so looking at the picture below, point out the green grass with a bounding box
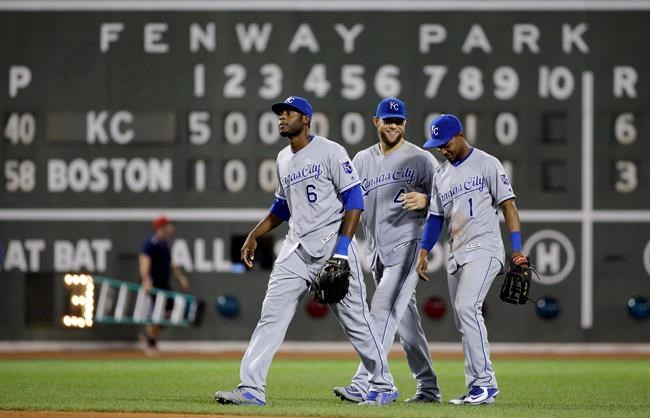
[1,358,649,417]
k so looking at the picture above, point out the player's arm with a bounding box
[401,155,437,211]
[332,185,364,259]
[241,198,288,269]
[138,254,153,293]
[415,214,444,281]
[172,265,190,291]
[499,198,527,265]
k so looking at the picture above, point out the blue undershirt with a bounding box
[419,215,444,251]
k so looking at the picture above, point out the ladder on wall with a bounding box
[62,274,204,328]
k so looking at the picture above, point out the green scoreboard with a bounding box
[1,1,649,341]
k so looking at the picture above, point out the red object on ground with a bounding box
[424,296,446,319]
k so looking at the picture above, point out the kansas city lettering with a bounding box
[280,163,323,188]
[439,175,487,205]
[361,167,416,194]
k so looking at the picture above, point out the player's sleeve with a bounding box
[340,185,364,211]
[270,155,290,221]
[427,172,444,217]
[269,197,290,222]
[329,145,361,193]
[274,157,287,201]
[419,153,438,195]
[420,214,444,251]
[486,157,516,205]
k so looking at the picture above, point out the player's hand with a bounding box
[400,192,428,211]
[510,251,529,267]
[179,276,190,291]
[240,235,257,269]
[416,249,430,281]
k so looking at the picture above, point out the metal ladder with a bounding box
[62,274,203,328]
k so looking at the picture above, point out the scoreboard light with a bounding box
[62,273,95,329]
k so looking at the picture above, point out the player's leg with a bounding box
[447,265,472,386]
[398,291,441,402]
[368,244,436,398]
[216,245,309,405]
[329,242,397,402]
[350,243,438,400]
[448,257,501,405]
[346,258,384,397]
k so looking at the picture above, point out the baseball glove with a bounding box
[500,254,532,305]
[310,256,351,304]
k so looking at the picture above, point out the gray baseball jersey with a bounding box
[236,135,396,401]
[427,146,515,391]
[348,141,441,400]
[354,142,438,267]
[275,135,360,258]
[428,147,515,269]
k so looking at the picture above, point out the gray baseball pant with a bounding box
[238,241,395,401]
[448,256,501,388]
[351,242,440,399]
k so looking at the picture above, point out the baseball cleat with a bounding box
[404,393,442,403]
[333,385,365,403]
[214,387,266,406]
[358,389,399,406]
[449,386,499,405]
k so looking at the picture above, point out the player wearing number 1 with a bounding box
[333,98,441,403]
[214,96,398,406]
[416,114,528,405]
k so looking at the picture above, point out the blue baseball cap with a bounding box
[375,97,407,120]
[271,96,313,118]
[423,114,464,148]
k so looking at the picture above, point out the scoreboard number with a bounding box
[4,160,36,193]
[4,112,36,145]
[614,113,637,145]
[62,274,95,329]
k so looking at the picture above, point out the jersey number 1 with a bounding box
[468,197,473,217]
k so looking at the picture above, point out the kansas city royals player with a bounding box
[416,114,526,405]
[214,96,398,406]
[334,98,441,403]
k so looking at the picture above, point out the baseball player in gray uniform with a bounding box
[214,96,399,406]
[416,114,526,405]
[333,98,441,404]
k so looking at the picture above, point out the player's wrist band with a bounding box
[510,231,522,252]
[334,235,352,256]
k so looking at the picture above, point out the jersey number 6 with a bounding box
[306,184,318,203]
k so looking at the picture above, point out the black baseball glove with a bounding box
[310,256,351,304]
[500,254,532,305]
